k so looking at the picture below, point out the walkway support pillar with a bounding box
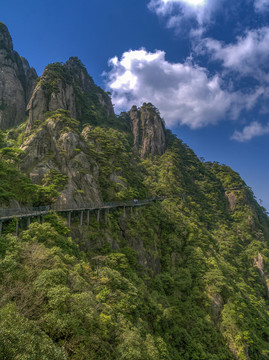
[80,211,83,226]
[87,210,90,226]
[15,219,19,236]
[130,207,133,215]
[27,217,31,227]
[0,221,2,236]
[97,210,100,223]
[68,212,71,227]
[123,206,126,218]
[105,209,109,225]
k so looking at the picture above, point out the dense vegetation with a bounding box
[0,60,269,359]
[0,115,269,359]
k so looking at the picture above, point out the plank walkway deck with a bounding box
[0,198,163,222]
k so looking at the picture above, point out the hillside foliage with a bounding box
[0,55,268,359]
[0,117,269,360]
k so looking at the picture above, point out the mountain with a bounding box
[0,22,37,129]
[26,57,114,132]
[129,104,166,158]
[0,24,269,360]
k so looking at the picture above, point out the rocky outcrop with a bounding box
[211,293,224,321]
[26,72,77,131]
[129,103,166,158]
[254,252,269,299]
[225,191,237,212]
[20,113,102,208]
[26,57,114,131]
[0,23,37,129]
[0,23,113,131]
[65,57,114,119]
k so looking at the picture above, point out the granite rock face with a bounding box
[0,24,169,208]
[0,24,115,207]
[0,23,37,129]
[20,113,102,208]
[26,57,114,132]
[0,23,112,131]
[129,103,166,158]
[26,70,77,131]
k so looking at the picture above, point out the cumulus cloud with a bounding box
[104,49,254,129]
[231,121,269,142]
[254,0,269,12]
[200,27,269,80]
[148,0,224,29]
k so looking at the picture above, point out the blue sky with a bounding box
[1,0,269,210]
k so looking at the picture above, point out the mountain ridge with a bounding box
[0,23,269,360]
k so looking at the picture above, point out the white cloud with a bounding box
[148,0,224,28]
[105,49,252,129]
[254,0,269,12]
[231,121,269,142]
[163,0,206,5]
[200,27,269,80]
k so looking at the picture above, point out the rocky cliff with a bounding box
[1,24,269,360]
[129,103,166,158]
[0,22,37,129]
[20,109,102,208]
[26,57,114,132]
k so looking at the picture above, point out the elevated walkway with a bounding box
[0,197,165,235]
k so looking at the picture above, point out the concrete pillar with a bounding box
[0,221,2,236]
[87,210,90,226]
[15,219,19,236]
[38,216,41,223]
[97,209,100,223]
[130,207,133,215]
[27,217,30,227]
[80,211,83,226]
[123,207,126,217]
[105,209,109,225]
[68,212,71,227]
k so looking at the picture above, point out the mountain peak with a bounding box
[0,23,37,129]
[26,58,114,131]
[0,22,13,51]
[65,56,95,92]
[129,102,166,158]
[66,56,86,71]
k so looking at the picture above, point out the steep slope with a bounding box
[26,57,114,132]
[4,56,124,208]
[20,109,102,208]
[129,103,166,158]
[0,22,37,129]
[2,131,269,359]
[0,24,269,360]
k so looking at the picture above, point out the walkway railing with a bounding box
[0,197,164,221]
[51,198,158,212]
[0,206,50,220]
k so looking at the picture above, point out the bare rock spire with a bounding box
[0,22,37,129]
[129,103,166,158]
